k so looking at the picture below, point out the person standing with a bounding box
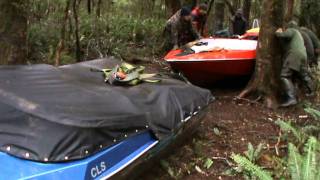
[299,29,316,66]
[300,27,320,65]
[230,9,247,36]
[275,21,314,107]
[162,7,200,53]
[191,3,208,36]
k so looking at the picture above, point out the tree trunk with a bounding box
[165,0,181,17]
[285,0,294,22]
[0,0,28,65]
[204,0,215,34]
[243,0,251,25]
[73,0,82,62]
[213,0,225,33]
[55,0,71,66]
[96,0,102,17]
[87,0,91,14]
[238,0,285,108]
[224,0,236,15]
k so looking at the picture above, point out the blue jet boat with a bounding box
[0,58,213,180]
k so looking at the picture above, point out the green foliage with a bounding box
[288,143,302,180]
[27,0,167,64]
[231,109,320,180]
[230,143,268,180]
[287,137,320,180]
[203,158,214,169]
[245,142,264,163]
[301,137,318,180]
[160,160,177,179]
[28,22,62,63]
[80,14,165,60]
[275,119,306,144]
[232,136,320,180]
[231,153,273,180]
[300,0,320,36]
[305,107,320,120]
[302,107,320,137]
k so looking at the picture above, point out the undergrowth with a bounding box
[230,107,320,180]
[27,1,166,65]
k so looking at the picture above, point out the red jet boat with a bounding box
[164,38,258,86]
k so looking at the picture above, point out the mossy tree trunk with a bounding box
[238,0,285,108]
[0,0,28,65]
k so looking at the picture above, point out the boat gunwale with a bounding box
[165,58,256,62]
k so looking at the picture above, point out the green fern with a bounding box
[245,143,264,163]
[245,143,255,162]
[301,137,318,180]
[288,143,302,180]
[231,153,273,180]
[304,108,320,120]
[275,119,306,144]
[302,125,320,134]
[287,136,320,180]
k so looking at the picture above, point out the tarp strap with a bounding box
[91,63,161,86]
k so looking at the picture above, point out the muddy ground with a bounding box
[138,61,319,180]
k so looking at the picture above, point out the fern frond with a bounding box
[304,108,320,121]
[316,169,320,180]
[245,143,255,162]
[301,137,318,180]
[302,125,320,134]
[288,143,302,180]
[275,120,304,143]
[254,143,264,161]
[231,153,273,180]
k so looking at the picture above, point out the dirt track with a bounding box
[139,62,318,180]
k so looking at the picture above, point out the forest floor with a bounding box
[138,60,320,180]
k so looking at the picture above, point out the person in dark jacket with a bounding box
[191,3,208,36]
[230,9,247,36]
[300,27,320,65]
[162,7,200,53]
[275,21,314,107]
[299,30,316,66]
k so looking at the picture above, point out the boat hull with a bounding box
[164,38,257,86]
[0,106,210,180]
[169,59,255,86]
[0,131,158,180]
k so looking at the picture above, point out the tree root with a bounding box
[237,84,257,99]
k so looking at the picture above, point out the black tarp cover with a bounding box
[0,58,213,162]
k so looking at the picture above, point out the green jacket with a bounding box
[276,28,307,71]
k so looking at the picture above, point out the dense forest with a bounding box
[1,0,319,66]
[1,0,320,179]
